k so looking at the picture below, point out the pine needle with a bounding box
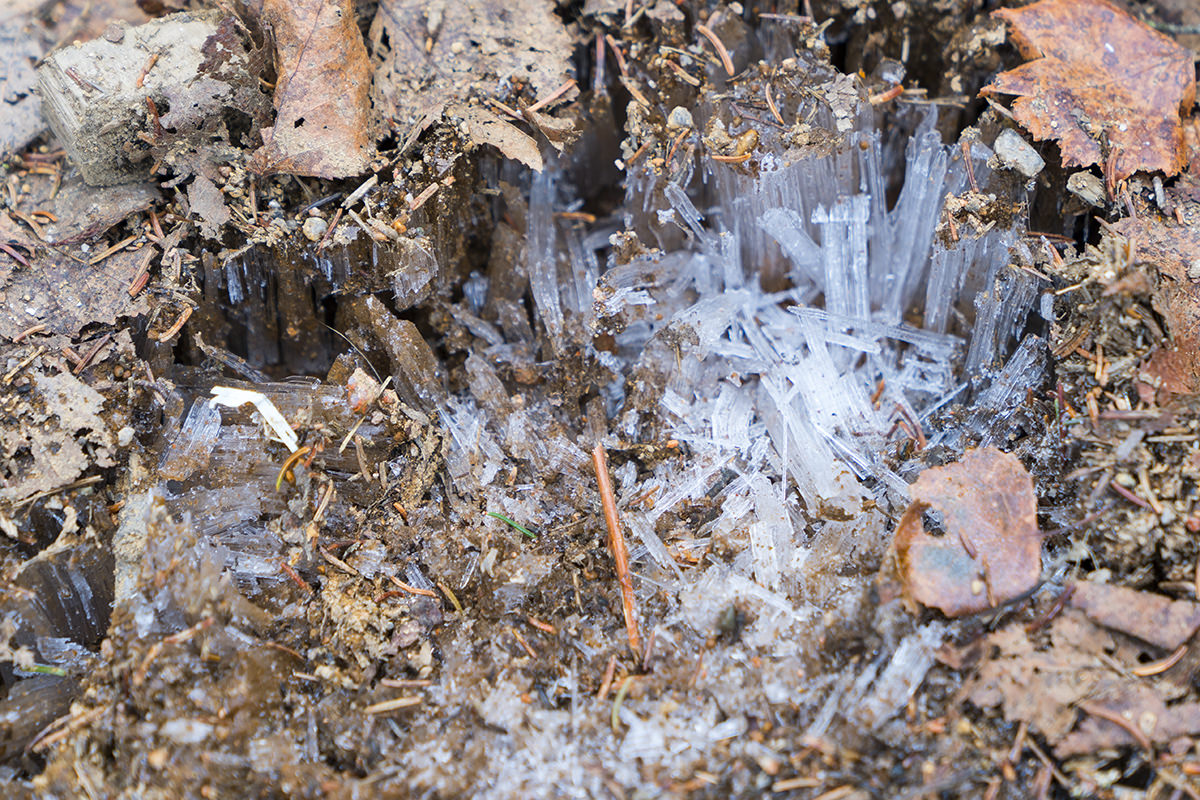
[486,511,537,539]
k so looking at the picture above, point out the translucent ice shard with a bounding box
[527,170,565,353]
[159,398,222,480]
[811,195,870,319]
[856,622,947,729]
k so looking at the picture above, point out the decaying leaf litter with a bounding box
[2,0,1200,797]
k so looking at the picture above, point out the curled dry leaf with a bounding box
[250,0,372,178]
[455,106,543,173]
[981,0,1195,182]
[892,447,1041,618]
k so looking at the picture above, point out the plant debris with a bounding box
[982,0,1196,181]
[1115,214,1200,396]
[368,0,574,128]
[890,447,1041,617]
[250,0,373,178]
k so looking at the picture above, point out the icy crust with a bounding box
[601,109,1039,512]
[139,375,442,597]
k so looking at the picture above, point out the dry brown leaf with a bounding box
[1056,684,1200,757]
[0,247,149,340]
[959,609,1200,756]
[0,369,117,503]
[1113,215,1200,395]
[250,0,372,178]
[892,447,1041,617]
[186,175,230,240]
[456,106,544,172]
[1068,579,1200,650]
[369,0,573,130]
[962,612,1121,742]
[21,172,160,246]
[981,0,1195,182]
[151,15,273,182]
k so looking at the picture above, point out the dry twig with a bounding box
[592,443,641,654]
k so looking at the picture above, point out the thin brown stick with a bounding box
[592,443,641,654]
[136,53,160,88]
[696,24,735,76]
[87,234,139,265]
[526,78,577,113]
[963,139,979,193]
[388,574,438,598]
[12,324,45,343]
[868,84,904,105]
[593,34,606,94]
[365,696,421,714]
[765,82,784,125]
[666,130,689,166]
[664,58,701,87]
[379,678,433,688]
[596,654,618,701]
[28,705,109,754]
[73,333,112,375]
[279,560,313,595]
[1109,479,1152,509]
[0,242,29,267]
[1024,737,1071,789]
[319,545,360,577]
[509,626,538,659]
[316,207,342,252]
[893,402,927,450]
[1131,643,1188,677]
[408,179,444,212]
[626,140,651,166]
[604,34,628,76]
[148,209,165,240]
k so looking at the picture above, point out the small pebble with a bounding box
[993,128,1044,179]
[117,426,135,447]
[302,217,328,241]
[667,106,694,131]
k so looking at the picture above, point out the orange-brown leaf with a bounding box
[981,0,1195,182]
[893,448,1041,618]
[250,0,373,178]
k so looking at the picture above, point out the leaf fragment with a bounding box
[369,0,573,130]
[456,106,544,172]
[250,0,373,178]
[1114,215,1200,395]
[981,0,1196,182]
[892,447,1041,618]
